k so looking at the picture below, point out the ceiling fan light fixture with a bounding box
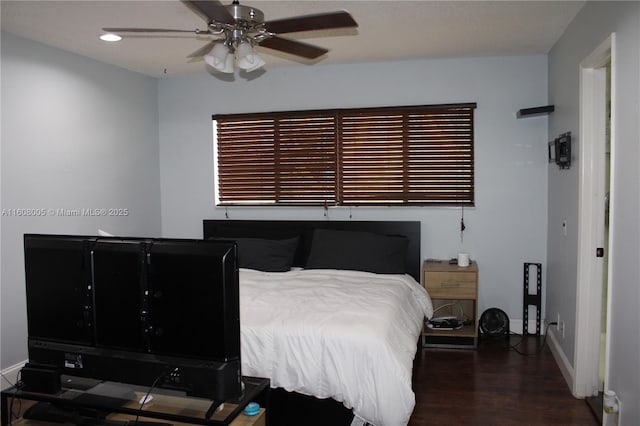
[204,42,232,72]
[236,41,264,71]
[241,55,265,72]
[222,53,235,73]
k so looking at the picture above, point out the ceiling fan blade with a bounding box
[264,10,357,34]
[187,40,217,58]
[102,27,210,34]
[259,36,328,59]
[181,0,235,25]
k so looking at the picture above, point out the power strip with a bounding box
[427,317,463,330]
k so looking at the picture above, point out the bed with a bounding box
[203,220,433,426]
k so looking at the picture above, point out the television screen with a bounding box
[92,239,145,351]
[24,234,241,401]
[147,240,240,361]
[24,235,95,345]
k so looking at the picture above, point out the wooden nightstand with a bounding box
[422,259,479,348]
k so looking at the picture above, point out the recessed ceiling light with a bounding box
[100,33,122,42]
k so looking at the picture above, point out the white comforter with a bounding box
[239,268,433,426]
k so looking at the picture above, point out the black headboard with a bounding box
[203,220,421,281]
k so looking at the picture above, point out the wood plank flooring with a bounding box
[409,335,599,425]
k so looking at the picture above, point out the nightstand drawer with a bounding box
[425,272,477,298]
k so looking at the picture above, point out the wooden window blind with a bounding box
[214,103,476,206]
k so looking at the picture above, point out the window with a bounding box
[214,103,476,206]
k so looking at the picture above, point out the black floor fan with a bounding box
[479,308,510,341]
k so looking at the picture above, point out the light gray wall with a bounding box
[159,55,549,329]
[0,32,162,369]
[547,1,640,422]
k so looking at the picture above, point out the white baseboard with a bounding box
[1,360,27,390]
[546,329,576,396]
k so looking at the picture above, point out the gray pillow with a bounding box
[233,236,299,272]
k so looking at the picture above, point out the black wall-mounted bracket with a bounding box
[523,262,542,335]
[517,105,555,118]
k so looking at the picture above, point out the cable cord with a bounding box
[432,301,465,320]
[132,367,178,425]
[3,370,24,425]
[508,321,558,356]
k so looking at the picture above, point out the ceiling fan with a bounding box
[103,0,358,73]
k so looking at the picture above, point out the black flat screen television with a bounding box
[23,234,241,403]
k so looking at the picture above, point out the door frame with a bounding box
[574,33,615,398]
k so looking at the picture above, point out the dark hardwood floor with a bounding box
[409,335,599,425]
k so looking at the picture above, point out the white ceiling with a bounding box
[1,0,585,77]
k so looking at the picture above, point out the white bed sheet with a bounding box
[239,268,433,426]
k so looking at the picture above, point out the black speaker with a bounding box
[20,364,61,393]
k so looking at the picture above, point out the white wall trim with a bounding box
[574,33,615,399]
[0,360,27,391]
[547,330,577,396]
